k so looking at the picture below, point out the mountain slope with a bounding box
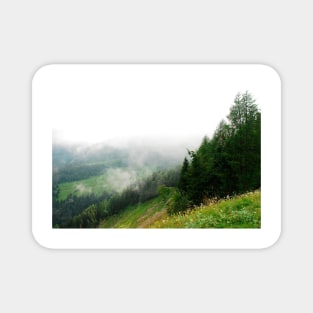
[98,194,167,228]
[151,190,261,228]
[98,189,261,228]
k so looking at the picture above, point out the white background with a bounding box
[1,1,311,312]
[33,64,280,249]
[48,64,267,144]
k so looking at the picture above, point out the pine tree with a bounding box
[174,91,261,213]
[187,150,206,205]
[178,157,190,193]
[226,91,260,192]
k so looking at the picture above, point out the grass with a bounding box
[58,174,113,200]
[99,196,167,228]
[57,166,157,201]
[150,190,261,228]
[99,189,261,229]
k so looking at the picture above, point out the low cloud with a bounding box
[105,168,138,192]
[74,183,92,194]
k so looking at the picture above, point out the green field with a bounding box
[58,174,112,200]
[58,167,155,201]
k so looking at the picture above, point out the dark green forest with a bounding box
[52,91,261,228]
[173,91,261,213]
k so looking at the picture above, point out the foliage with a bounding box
[52,191,110,227]
[52,90,261,227]
[56,175,112,201]
[99,191,172,228]
[176,91,261,211]
[166,189,191,215]
[53,163,107,184]
[151,190,261,228]
[53,167,180,228]
[177,157,189,192]
[137,167,180,202]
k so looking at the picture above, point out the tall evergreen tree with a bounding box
[226,91,260,192]
[176,91,261,211]
[178,157,190,193]
[187,150,206,205]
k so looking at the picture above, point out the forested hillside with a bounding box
[52,91,261,228]
[173,91,261,213]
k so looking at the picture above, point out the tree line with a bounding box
[170,91,261,214]
[53,91,261,226]
[53,163,107,184]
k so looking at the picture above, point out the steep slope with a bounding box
[98,189,261,229]
[151,190,261,228]
[98,195,167,228]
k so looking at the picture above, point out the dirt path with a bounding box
[137,208,167,228]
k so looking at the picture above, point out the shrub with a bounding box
[166,190,191,215]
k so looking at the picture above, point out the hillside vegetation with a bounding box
[151,189,261,228]
[99,195,167,228]
[98,189,260,228]
[53,91,261,229]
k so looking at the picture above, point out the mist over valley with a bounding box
[53,134,201,202]
[52,91,261,229]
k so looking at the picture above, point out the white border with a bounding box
[32,64,281,249]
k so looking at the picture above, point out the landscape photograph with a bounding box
[51,65,261,229]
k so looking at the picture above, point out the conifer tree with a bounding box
[175,91,261,212]
[178,157,190,193]
[226,91,260,192]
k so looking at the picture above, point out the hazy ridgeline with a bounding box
[52,136,199,227]
[53,135,201,188]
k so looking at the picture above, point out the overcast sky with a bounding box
[39,64,272,145]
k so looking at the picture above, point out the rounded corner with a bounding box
[259,228,282,250]
[31,228,54,250]
[32,63,56,86]
[257,63,282,86]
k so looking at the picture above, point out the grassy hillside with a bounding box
[99,189,261,228]
[151,190,261,228]
[99,195,167,228]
